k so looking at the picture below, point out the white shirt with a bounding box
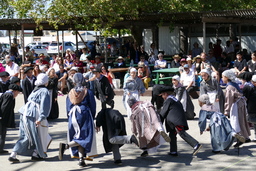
[154,59,167,69]
[180,70,195,86]
[6,62,19,76]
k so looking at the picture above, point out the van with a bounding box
[47,41,76,55]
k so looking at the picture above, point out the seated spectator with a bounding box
[53,57,65,73]
[92,55,103,69]
[65,48,75,61]
[74,56,84,73]
[179,58,187,74]
[5,58,19,78]
[56,64,68,94]
[138,45,149,61]
[186,57,195,73]
[80,48,89,63]
[201,52,219,80]
[171,55,181,68]
[247,52,256,74]
[154,53,166,70]
[180,64,197,98]
[193,55,202,75]
[218,52,231,76]
[35,53,49,65]
[115,56,126,68]
[192,42,203,58]
[33,64,41,77]
[137,63,151,89]
[233,51,247,75]
[138,55,149,67]
[64,55,74,70]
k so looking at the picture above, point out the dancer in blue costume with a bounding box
[8,73,51,163]
[59,73,96,167]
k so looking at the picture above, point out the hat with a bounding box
[222,70,236,82]
[252,75,256,82]
[193,55,202,62]
[89,65,95,69]
[8,84,22,92]
[70,67,78,72]
[138,63,145,68]
[173,55,181,59]
[92,68,101,73]
[95,55,101,59]
[25,46,30,49]
[180,58,186,63]
[0,71,10,77]
[172,75,180,81]
[35,73,49,86]
[186,57,192,61]
[200,69,210,76]
[198,94,211,105]
[10,77,20,84]
[24,67,34,74]
[130,68,137,73]
[183,64,189,68]
[116,56,124,61]
[158,85,174,95]
[237,72,253,82]
[236,51,243,55]
[39,53,45,57]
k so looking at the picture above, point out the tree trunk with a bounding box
[180,27,188,55]
[130,25,143,45]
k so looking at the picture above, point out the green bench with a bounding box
[152,76,173,84]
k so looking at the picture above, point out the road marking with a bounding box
[220,156,251,171]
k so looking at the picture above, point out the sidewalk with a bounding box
[1,93,256,171]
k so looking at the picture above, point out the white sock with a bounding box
[10,152,17,158]
[157,127,163,132]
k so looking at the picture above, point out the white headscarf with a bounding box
[222,69,236,82]
[35,73,49,86]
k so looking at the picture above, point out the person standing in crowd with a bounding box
[25,46,34,62]
[222,70,251,147]
[93,68,115,109]
[247,52,256,74]
[148,43,158,64]
[172,75,195,120]
[0,84,22,154]
[213,39,222,61]
[242,75,256,142]
[123,68,145,118]
[47,68,59,119]
[198,94,245,154]
[8,73,52,163]
[100,65,115,89]
[96,108,139,165]
[159,86,202,156]
[21,67,36,104]
[59,73,96,167]
[138,45,149,61]
[200,69,225,113]
[56,64,68,95]
[192,42,203,58]
[84,65,96,92]
[0,71,10,93]
[127,96,170,157]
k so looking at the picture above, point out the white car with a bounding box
[19,45,48,56]
[47,41,76,55]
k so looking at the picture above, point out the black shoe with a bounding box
[168,152,178,156]
[59,143,66,160]
[78,159,87,167]
[233,141,243,148]
[114,159,122,165]
[193,144,202,156]
[212,150,221,154]
[140,151,148,157]
[8,157,20,163]
[130,135,139,147]
[110,100,115,109]
[31,155,44,161]
[0,150,8,154]
[245,138,251,143]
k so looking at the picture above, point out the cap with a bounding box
[8,84,22,91]
[10,77,20,84]
[70,67,78,72]
[183,64,189,68]
[172,75,180,81]
[186,57,192,61]
[158,85,174,95]
[24,67,34,74]
[0,71,10,77]
[92,68,102,73]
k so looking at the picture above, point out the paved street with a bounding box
[1,91,256,171]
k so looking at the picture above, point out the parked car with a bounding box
[27,41,50,48]
[19,45,48,56]
[0,43,10,58]
[77,41,87,49]
[47,41,76,55]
